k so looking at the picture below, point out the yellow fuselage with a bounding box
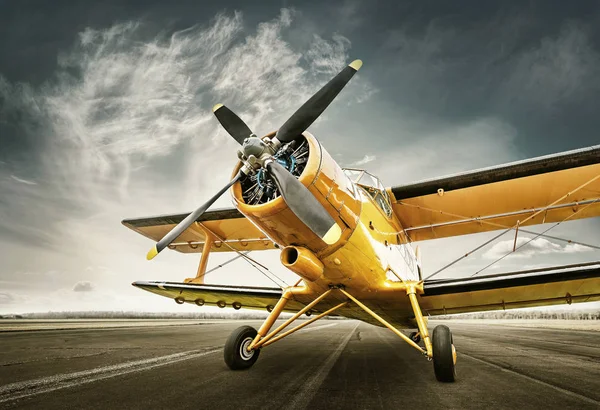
[232,132,419,327]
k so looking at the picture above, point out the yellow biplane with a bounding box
[123,59,600,382]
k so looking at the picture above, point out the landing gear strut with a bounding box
[222,283,458,382]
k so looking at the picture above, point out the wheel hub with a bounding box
[239,336,255,361]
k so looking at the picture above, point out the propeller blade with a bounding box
[213,104,254,145]
[275,59,362,143]
[266,160,341,245]
[146,172,243,260]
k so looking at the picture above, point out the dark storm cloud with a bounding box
[367,2,600,154]
[3,0,600,159]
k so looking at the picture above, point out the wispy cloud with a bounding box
[307,34,350,75]
[482,237,594,260]
[0,293,17,305]
[0,9,375,312]
[350,154,376,166]
[10,175,37,185]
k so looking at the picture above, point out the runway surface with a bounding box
[0,319,598,409]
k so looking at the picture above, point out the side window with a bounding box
[345,169,393,218]
[345,174,358,198]
[374,193,393,217]
[362,187,393,218]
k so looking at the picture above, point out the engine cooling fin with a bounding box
[241,137,309,205]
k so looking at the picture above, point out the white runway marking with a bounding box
[297,322,339,333]
[461,352,600,406]
[0,323,339,404]
[288,322,359,409]
[0,348,220,404]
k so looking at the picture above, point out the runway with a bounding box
[0,320,598,409]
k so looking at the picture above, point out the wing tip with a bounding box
[212,103,224,113]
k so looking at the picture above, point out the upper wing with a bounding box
[389,145,600,241]
[122,207,275,253]
[420,261,600,315]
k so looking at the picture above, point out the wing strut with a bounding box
[194,222,289,288]
[470,198,600,277]
[423,173,600,281]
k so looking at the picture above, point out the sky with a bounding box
[0,0,599,313]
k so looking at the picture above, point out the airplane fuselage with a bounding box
[231,132,420,327]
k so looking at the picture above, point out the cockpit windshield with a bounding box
[343,168,393,217]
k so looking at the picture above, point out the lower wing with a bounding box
[133,261,600,322]
[420,261,600,315]
[133,281,307,312]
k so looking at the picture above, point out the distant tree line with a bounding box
[0,311,345,320]
[2,309,597,320]
[0,311,271,320]
[435,310,600,320]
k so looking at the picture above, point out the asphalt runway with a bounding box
[0,320,598,410]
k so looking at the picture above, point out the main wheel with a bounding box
[224,326,260,370]
[432,325,456,382]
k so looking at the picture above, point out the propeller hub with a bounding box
[242,136,269,158]
[239,136,278,174]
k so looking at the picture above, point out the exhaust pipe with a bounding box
[280,246,324,282]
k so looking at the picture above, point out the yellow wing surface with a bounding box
[122,208,275,253]
[390,145,600,241]
[133,261,600,322]
[419,262,600,315]
[131,282,369,321]
[132,282,307,311]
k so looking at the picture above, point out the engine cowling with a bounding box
[231,131,361,255]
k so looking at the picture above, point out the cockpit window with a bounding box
[343,169,363,183]
[358,173,381,189]
[343,168,393,217]
[363,186,393,217]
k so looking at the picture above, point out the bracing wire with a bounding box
[470,198,600,277]
[194,223,290,288]
[417,175,600,281]
[423,228,512,281]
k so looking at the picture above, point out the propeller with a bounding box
[275,59,362,143]
[146,172,243,260]
[266,160,341,244]
[146,59,361,259]
[212,59,362,145]
[212,104,254,145]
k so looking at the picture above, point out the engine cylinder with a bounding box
[280,246,324,282]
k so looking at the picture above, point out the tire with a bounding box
[432,325,456,382]
[224,326,260,370]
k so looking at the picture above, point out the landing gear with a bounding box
[432,325,456,382]
[221,284,458,383]
[224,326,260,370]
[409,331,421,344]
